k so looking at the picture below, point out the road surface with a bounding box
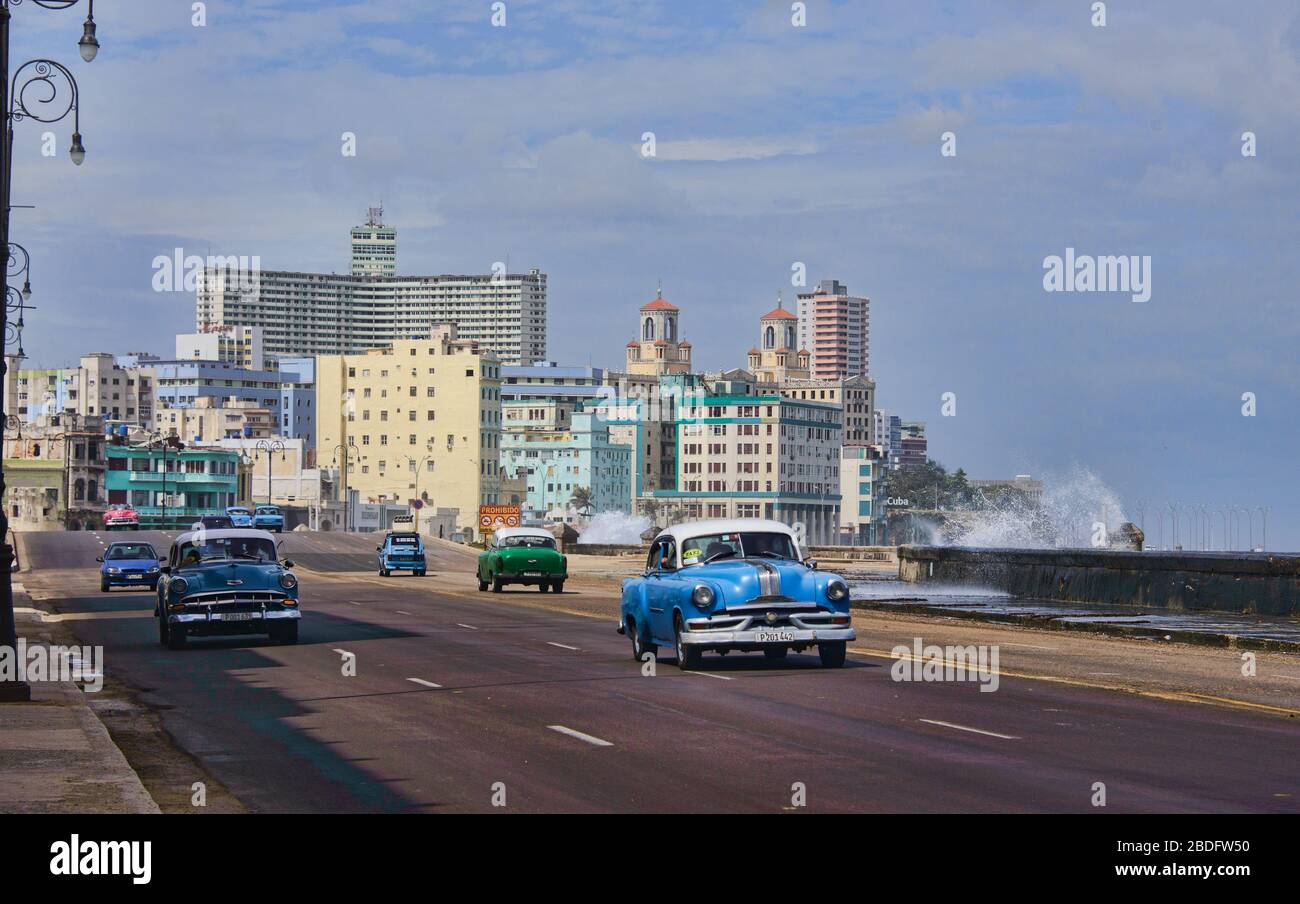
[14,529,1300,813]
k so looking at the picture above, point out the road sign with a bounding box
[479,504,520,533]
[410,499,424,510]
[393,514,414,524]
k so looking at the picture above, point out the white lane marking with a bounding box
[1001,642,1057,650]
[546,641,579,651]
[350,601,361,606]
[407,678,441,689]
[547,725,613,747]
[691,671,734,681]
[1276,675,1300,682]
[456,623,478,630]
[395,610,411,616]
[918,719,1019,740]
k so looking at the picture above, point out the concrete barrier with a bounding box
[808,546,898,564]
[898,545,1300,616]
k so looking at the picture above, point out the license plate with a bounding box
[219,612,258,621]
[755,630,795,643]
[523,571,543,577]
[127,574,143,580]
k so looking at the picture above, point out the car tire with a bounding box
[157,616,168,647]
[763,646,789,662]
[552,581,565,594]
[166,624,187,650]
[819,641,847,669]
[379,568,389,577]
[273,622,299,645]
[477,579,488,592]
[674,616,702,671]
[415,570,426,577]
[537,582,548,592]
[492,577,503,593]
[629,619,656,662]
[100,580,109,593]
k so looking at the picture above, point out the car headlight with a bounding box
[148,566,159,573]
[170,577,189,596]
[107,567,120,574]
[691,584,715,608]
[826,580,849,602]
[279,573,298,590]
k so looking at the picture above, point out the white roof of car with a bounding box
[175,527,278,545]
[494,526,554,541]
[655,519,800,546]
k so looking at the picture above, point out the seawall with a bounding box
[898,545,1300,616]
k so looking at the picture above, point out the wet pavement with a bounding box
[845,575,1300,648]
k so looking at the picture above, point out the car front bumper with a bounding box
[679,626,855,647]
[169,607,300,635]
[104,572,158,587]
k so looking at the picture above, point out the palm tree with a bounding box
[570,486,594,516]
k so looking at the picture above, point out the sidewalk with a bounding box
[0,580,158,814]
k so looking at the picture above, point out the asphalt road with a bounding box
[16,530,1300,813]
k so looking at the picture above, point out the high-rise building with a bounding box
[838,444,887,545]
[350,206,397,277]
[314,325,503,539]
[796,279,870,379]
[899,421,928,469]
[197,217,546,365]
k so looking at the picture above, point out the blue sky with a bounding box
[10,0,1300,546]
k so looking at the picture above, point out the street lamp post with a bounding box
[403,443,434,533]
[331,441,356,532]
[0,0,100,700]
[252,438,284,507]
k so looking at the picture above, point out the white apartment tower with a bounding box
[350,206,397,277]
[196,214,547,365]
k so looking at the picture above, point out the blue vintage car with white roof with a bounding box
[155,528,300,649]
[619,519,855,670]
[226,505,253,527]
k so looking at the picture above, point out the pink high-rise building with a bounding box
[796,279,869,380]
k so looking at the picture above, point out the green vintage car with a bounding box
[477,527,567,593]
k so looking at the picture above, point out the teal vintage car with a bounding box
[477,527,567,593]
[155,528,300,649]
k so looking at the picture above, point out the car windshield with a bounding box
[500,536,555,549]
[256,507,280,515]
[177,536,278,565]
[680,532,799,567]
[228,508,250,516]
[106,544,156,560]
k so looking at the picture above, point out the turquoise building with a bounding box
[499,404,632,518]
[106,443,242,529]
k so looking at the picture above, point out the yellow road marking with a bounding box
[850,647,1300,718]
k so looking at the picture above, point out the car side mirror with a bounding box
[282,559,295,569]
[805,558,818,570]
[95,556,103,563]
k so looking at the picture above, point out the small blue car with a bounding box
[253,505,284,533]
[98,542,162,592]
[619,519,855,670]
[155,528,300,649]
[377,531,427,576]
[226,506,253,527]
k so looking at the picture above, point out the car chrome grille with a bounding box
[182,590,288,608]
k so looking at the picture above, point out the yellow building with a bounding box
[316,325,503,538]
[625,288,692,376]
[745,298,811,383]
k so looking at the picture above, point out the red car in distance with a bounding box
[103,503,141,530]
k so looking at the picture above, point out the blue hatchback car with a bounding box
[377,531,427,576]
[98,541,162,592]
[253,505,284,533]
[619,519,855,670]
